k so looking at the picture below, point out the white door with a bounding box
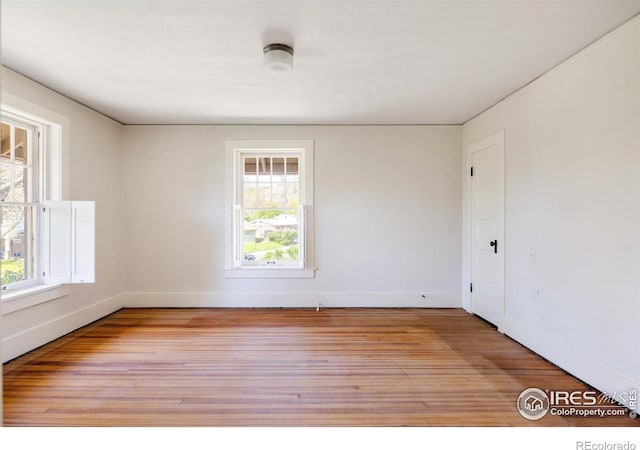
[470,132,505,328]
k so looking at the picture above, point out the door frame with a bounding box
[462,130,506,330]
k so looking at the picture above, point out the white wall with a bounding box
[1,68,124,362]
[463,17,640,406]
[122,125,462,308]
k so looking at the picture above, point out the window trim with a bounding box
[1,284,68,315]
[1,96,69,311]
[224,140,315,279]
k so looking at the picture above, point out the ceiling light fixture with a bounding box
[263,43,294,74]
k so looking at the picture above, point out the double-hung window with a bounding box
[1,116,39,290]
[226,140,314,278]
[1,104,95,311]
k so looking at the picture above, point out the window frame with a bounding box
[1,112,43,292]
[225,140,315,279]
[0,99,70,311]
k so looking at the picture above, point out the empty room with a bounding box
[1,0,639,441]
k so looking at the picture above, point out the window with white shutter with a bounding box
[1,106,95,303]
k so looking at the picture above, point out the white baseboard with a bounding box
[2,294,123,363]
[503,316,639,413]
[461,292,472,313]
[123,291,462,309]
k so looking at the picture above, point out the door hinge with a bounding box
[470,283,473,293]
[470,166,474,177]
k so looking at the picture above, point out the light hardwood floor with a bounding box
[3,308,638,426]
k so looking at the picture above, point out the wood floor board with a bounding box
[3,308,638,427]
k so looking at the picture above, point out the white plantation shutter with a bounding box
[43,201,95,284]
[71,202,95,283]
[43,201,72,284]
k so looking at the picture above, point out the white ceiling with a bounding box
[2,1,640,125]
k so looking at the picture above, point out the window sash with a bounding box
[233,149,306,268]
[1,116,40,291]
[233,204,305,268]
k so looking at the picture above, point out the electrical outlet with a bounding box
[529,250,537,262]
[530,289,540,301]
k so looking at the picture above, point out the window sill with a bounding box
[1,284,69,315]
[224,267,316,279]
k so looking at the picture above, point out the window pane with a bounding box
[1,123,11,159]
[272,158,285,174]
[242,209,275,264]
[242,208,300,265]
[286,183,300,206]
[272,183,287,207]
[0,123,33,204]
[1,162,12,202]
[243,184,258,208]
[244,157,256,175]
[286,157,298,174]
[258,157,271,174]
[14,167,27,203]
[14,127,27,164]
[1,205,33,286]
[257,183,271,206]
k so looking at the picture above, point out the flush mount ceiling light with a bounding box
[263,43,294,74]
